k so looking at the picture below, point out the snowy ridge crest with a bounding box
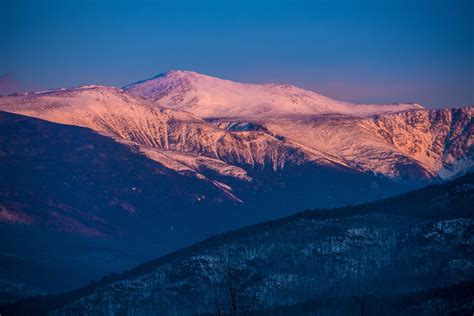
[124,70,423,118]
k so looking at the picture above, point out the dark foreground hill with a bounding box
[2,173,473,315]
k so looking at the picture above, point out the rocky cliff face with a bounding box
[366,108,474,178]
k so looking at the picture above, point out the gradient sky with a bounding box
[1,0,473,108]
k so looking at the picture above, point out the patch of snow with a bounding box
[438,157,474,179]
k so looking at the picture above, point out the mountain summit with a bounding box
[124,70,423,119]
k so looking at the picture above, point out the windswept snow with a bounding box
[137,145,251,182]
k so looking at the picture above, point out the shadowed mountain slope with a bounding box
[3,173,472,315]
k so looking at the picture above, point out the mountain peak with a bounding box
[124,71,423,119]
[125,69,209,87]
[165,69,200,76]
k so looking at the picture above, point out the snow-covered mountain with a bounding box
[124,70,423,118]
[1,73,472,184]
[124,70,473,179]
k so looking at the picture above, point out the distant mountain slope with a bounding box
[124,70,423,118]
[4,173,472,315]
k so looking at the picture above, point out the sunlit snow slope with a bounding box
[124,70,423,118]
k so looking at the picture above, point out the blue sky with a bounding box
[1,0,472,108]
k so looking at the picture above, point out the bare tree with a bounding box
[355,295,367,316]
[225,265,239,316]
